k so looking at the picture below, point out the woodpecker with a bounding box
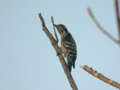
[55,24,77,72]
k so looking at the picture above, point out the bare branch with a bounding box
[51,16,59,43]
[80,65,120,89]
[87,8,120,46]
[114,0,120,40]
[38,13,78,90]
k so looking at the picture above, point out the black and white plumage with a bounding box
[55,24,77,72]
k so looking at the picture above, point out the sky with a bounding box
[0,0,120,90]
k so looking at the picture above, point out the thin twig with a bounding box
[38,13,78,90]
[80,65,120,89]
[87,8,120,46]
[51,16,59,43]
[114,0,120,40]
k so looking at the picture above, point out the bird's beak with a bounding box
[54,24,57,28]
[54,24,60,33]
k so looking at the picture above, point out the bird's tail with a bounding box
[67,62,72,72]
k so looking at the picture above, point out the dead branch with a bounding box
[80,65,120,89]
[38,13,78,90]
[51,16,59,43]
[114,0,120,40]
[87,8,120,46]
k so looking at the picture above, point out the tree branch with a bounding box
[87,8,120,46]
[80,65,120,89]
[51,16,59,43]
[38,13,78,90]
[114,0,120,40]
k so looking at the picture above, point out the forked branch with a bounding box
[80,65,120,89]
[87,8,120,46]
[38,13,78,90]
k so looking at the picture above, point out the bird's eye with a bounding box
[59,30,63,34]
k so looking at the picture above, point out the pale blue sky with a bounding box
[0,0,120,90]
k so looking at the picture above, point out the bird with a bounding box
[54,24,77,72]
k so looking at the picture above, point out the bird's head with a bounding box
[54,24,68,35]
